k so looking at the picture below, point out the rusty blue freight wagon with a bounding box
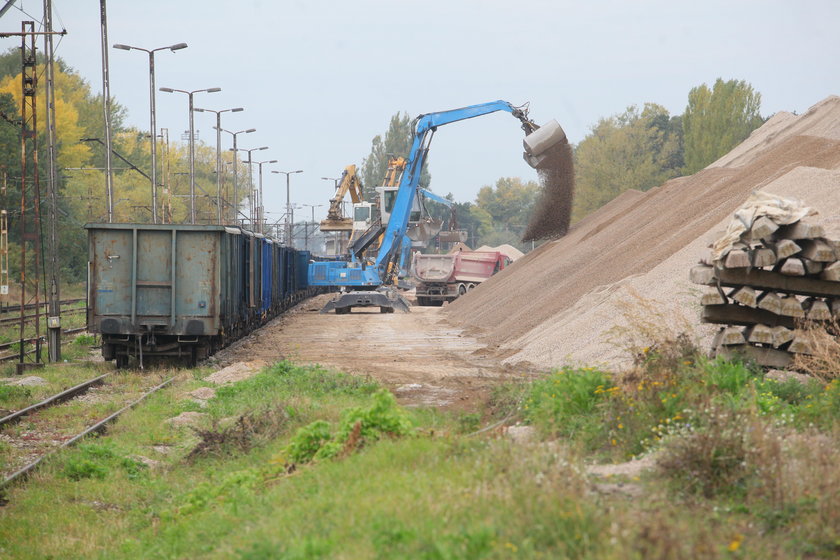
[86,223,315,367]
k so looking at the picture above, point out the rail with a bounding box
[1,376,175,489]
[0,373,110,428]
[0,297,85,314]
[0,327,88,362]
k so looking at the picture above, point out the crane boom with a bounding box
[310,100,567,314]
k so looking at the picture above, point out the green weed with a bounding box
[524,367,613,449]
[0,384,31,403]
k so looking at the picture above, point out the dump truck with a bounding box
[412,250,512,306]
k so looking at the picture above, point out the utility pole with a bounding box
[43,0,61,361]
[0,21,65,370]
[99,0,114,222]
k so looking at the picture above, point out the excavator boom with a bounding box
[320,164,364,232]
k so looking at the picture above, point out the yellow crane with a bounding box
[319,164,364,232]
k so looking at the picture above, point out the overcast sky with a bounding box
[2,0,839,222]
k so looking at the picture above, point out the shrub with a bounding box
[657,407,758,498]
[524,368,613,447]
[61,442,147,481]
[73,333,97,346]
[0,384,31,403]
[284,389,412,464]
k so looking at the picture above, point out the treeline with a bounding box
[0,49,250,283]
[573,78,763,219]
[361,78,765,253]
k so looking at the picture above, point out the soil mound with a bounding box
[445,96,840,370]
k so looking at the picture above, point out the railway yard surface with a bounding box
[213,293,531,411]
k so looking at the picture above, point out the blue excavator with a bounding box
[308,100,568,313]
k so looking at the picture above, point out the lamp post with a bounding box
[233,146,268,229]
[254,159,277,233]
[320,176,340,188]
[301,203,323,251]
[218,127,255,224]
[159,86,221,223]
[272,169,303,247]
[194,107,243,224]
[113,42,187,223]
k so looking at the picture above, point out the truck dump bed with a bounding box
[413,251,506,284]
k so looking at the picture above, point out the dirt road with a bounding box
[212,294,533,410]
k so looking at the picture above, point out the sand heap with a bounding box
[446,95,840,370]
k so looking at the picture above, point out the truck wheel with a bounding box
[467,283,476,291]
[458,284,467,296]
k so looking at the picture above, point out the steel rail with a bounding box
[1,376,175,489]
[0,307,86,327]
[0,298,85,314]
[0,327,88,362]
[0,373,110,428]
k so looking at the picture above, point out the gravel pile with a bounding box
[446,96,840,370]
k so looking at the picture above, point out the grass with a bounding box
[1,344,839,559]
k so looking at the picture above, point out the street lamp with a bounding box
[217,127,255,223]
[272,169,303,246]
[159,86,221,223]
[254,159,277,233]
[320,176,340,188]
[113,42,187,223]
[301,203,323,251]
[194,107,243,224]
[233,146,268,229]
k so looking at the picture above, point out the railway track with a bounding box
[0,327,88,362]
[0,373,174,489]
[0,307,86,328]
[0,298,85,315]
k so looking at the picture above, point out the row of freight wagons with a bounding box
[86,223,316,367]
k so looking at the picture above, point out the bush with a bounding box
[0,384,31,403]
[524,367,613,447]
[284,389,412,464]
[61,442,147,481]
[657,407,757,498]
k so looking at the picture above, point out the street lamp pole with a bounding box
[113,42,187,223]
[218,127,255,224]
[273,170,303,246]
[301,203,323,251]
[234,146,268,229]
[159,86,221,223]
[254,159,277,234]
[194,107,243,224]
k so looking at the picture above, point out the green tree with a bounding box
[360,112,429,200]
[683,78,764,173]
[572,103,683,219]
[475,177,541,232]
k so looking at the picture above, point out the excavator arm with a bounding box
[320,164,364,232]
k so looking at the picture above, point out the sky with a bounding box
[2,0,839,224]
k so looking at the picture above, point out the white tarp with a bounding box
[711,191,816,260]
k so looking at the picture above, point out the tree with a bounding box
[683,78,764,173]
[360,111,429,200]
[475,177,541,232]
[572,103,683,219]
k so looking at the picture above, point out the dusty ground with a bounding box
[212,294,535,411]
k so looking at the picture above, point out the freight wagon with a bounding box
[86,223,316,367]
